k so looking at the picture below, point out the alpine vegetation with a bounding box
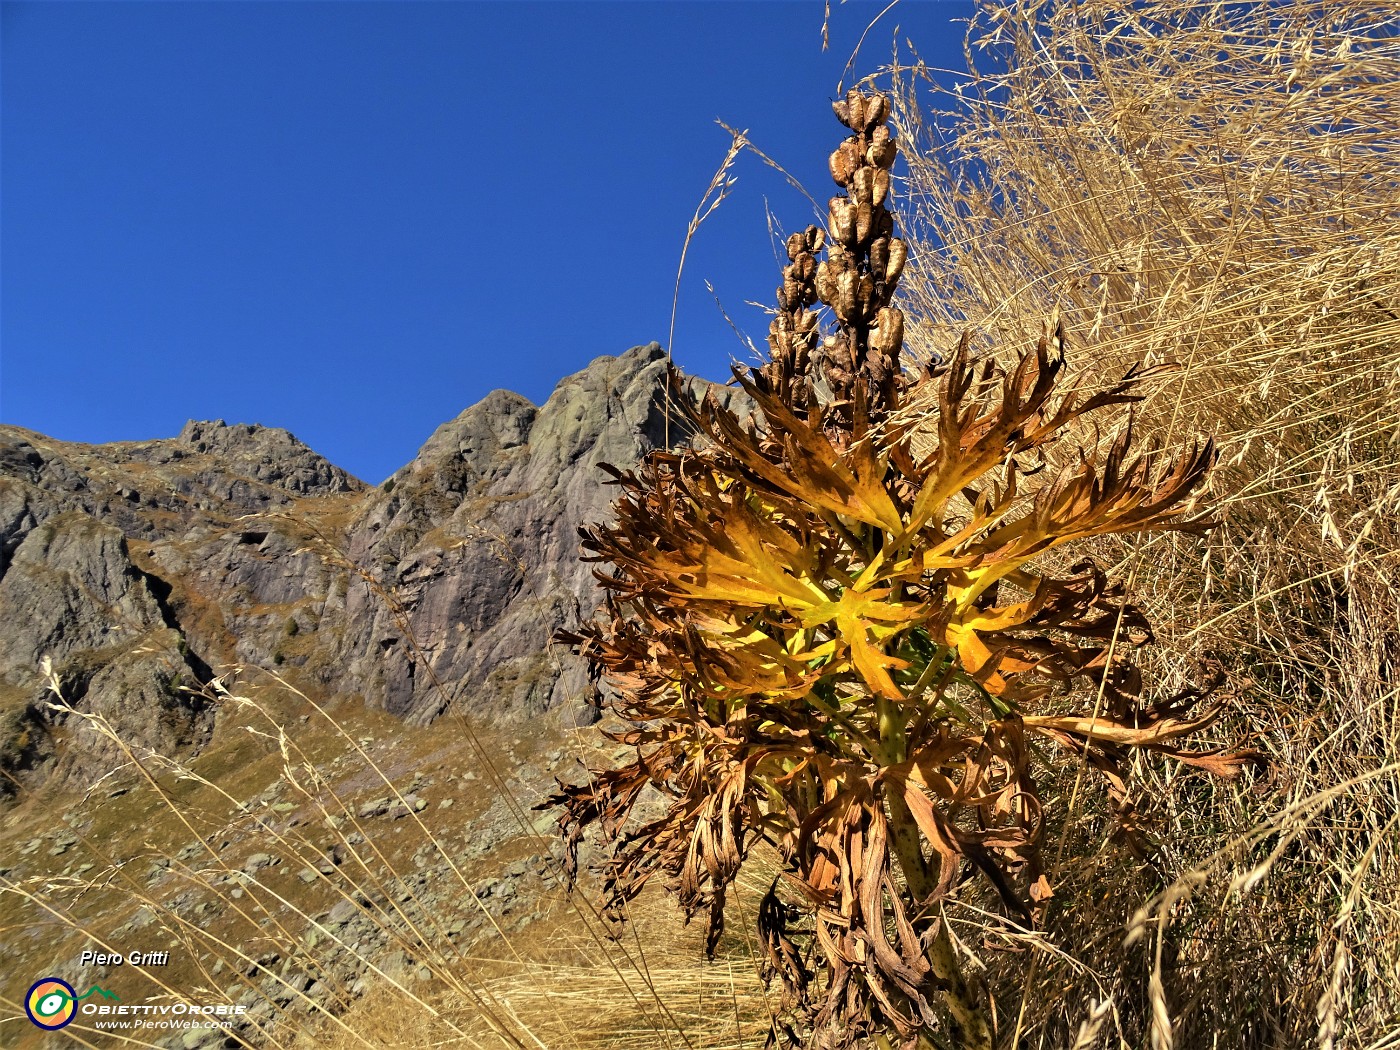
[547,89,1250,1049]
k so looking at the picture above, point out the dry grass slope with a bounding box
[889,0,1400,1046]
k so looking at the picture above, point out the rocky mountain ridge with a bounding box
[0,342,699,799]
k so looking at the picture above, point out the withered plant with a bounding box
[547,90,1246,1050]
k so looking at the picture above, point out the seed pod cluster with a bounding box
[760,225,826,407]
[814,89,907,411]
[757,89,908,419]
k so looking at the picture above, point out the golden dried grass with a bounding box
[886,0,1400,1045]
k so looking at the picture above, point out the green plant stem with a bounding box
[885,784,994,1050]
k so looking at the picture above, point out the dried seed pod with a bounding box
[855,201,875,245]
[829,197,856,246]
[792,339,810,377]
[862,93,889,132]
[784,275,806,307]
[871,169,890,207]
[815,260,836,304]
[805,225,825,252]
[786,231,807,262]
[768,324,793,359]
[870,306,905,354]
[857,274,877,320]
[838,330,858,370]
[874,209,894,242]
[843,90,866,132]
[836,271,858,323]
[868,142,897,171]
[853,168,875,205]
[794,253,817,282]
[865,348,894,390]
[885,238,907,285]
[869,322,892,357]
[824,330,856,370]
[831,97,850,127]
[870,237,890,282]
[867,126,897,169]
[828,141,860,187]
[795,309,819,336]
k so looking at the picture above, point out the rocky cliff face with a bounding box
[0,343,698,798]
[0,415,363,794]
[340,344,692,726]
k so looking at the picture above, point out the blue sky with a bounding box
[2,1,975,483]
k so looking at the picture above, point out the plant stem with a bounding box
[885,786,994,1050]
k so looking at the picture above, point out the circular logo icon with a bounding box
[26,977,77,1030]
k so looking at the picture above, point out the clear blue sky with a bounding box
[2,1,974,483]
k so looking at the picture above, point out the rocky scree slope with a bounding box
[0,343,696,799]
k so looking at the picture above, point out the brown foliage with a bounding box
[546,89,1245,1049]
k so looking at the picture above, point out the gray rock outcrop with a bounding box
[0,510,211,791]
[0,343,709,798]
[0,416,363,796]
[340,343,692,725]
